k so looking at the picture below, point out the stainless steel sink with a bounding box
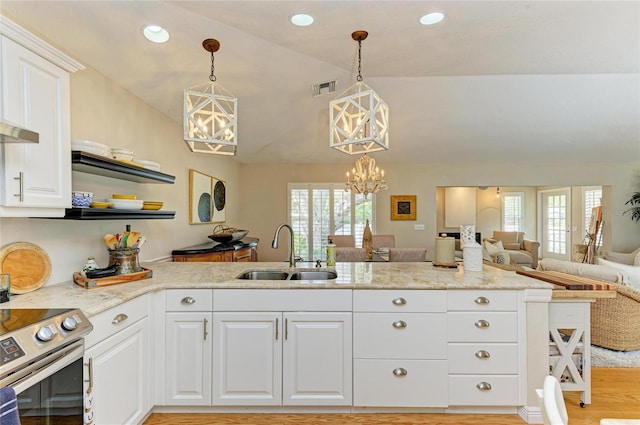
[236,269,337,281]
[289,270,338,280]
[236,270,290,280]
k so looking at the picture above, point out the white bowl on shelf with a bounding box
[136,159,160,171]
[107,198,143,210]
[72,139,111,157]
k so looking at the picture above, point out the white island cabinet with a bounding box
[0,16,83,217]
[83,295,152,425]
[212,289,353,406]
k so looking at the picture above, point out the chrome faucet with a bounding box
[272,223,296,267]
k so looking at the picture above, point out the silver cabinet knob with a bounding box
[392,320,407,329]
[181,296,196,305]
[474,296,490,305]
[475,350,491,359]
[392,368,408,377]
[112,313,128,325]
[475,319,490,328]
[476,382,492,391]
[392,297,407,306]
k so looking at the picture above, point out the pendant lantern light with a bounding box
[330,30,389,155]
[184,38,237,155]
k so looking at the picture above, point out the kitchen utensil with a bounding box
[104,234,118,249]
[0,242,52,294]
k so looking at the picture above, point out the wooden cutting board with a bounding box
[0,242,52,294]
[516,269,614,290]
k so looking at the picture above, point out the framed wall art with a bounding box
[189,169,226,224]
[391,195,416,221]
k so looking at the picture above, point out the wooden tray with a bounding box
[73,267,152,289]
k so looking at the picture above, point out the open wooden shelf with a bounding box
[61,208,176,220]
[71,150,175,184]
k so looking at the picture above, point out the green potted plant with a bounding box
[624,192,640,222]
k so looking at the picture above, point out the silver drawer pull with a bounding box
[476,382,492,391]
[112,313,128,325]
[475,350,491,359]
[392,320,407,329]
[475,319,490,328]
[392,368,408,377]
[181,297,196,305]
[392,297,407,306]
[474,296,490,305]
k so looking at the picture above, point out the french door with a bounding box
[540,188,571,261]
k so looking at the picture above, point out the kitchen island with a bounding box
[4,262,553,424]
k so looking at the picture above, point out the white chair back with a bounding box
[536,375,569,425]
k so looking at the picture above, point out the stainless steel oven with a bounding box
[0,308,92,424]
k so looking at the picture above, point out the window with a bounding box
[289,183,374,261]
[583,186,602,246]
[502,192,524,232]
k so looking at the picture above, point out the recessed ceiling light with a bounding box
[143,25,170,43]
[420,12,445,26]
[290,13,314,27]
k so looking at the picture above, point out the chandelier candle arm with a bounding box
[345,154,387,198]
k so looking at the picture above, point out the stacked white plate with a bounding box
[72,139,111,157]
[112,148,134,161]
[106,198,144,210]
[136,159,161,171]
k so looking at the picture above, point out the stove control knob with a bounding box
[36,326,55,342]
[61,316,78,332]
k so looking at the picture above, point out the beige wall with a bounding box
[239,162,640,262]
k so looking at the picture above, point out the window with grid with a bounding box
[583,186,603,246]
[289,183,374,262]
[502,192,524,232]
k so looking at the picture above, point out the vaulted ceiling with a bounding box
[1,1,638,165]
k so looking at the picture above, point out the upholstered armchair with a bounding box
[484,230,540,268]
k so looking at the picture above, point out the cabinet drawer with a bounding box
[84,295,149,349]
[354,359,448,407]
[447,312,518,342]
[448,343,518,374]
[354,313,446,359]
[447,290,518,311]
[448,375,520,406]
[353,290,446,312]
[165,289,213,311]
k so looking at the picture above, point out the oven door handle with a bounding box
[8,340,84,395]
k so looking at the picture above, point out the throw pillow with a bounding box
[596,258,640,289]
[482,247,493,262]
[484,240,505,256]
[492,251,511,265]
[635,251,640,267]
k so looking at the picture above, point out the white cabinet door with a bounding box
[212,312,282,406]
[283,312,352,406]
[165,312,212,405]
[0,35,71,215]
[84,318,150,425]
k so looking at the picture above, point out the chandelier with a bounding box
[345,154,387,198]
[330,30,389,155]
[184,38,237,155]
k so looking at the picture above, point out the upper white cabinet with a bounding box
[0,16,83,217]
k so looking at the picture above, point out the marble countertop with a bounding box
[2,261,552,316]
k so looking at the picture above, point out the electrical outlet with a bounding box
[414,224,425,231]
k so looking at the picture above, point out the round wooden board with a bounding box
[0,242,52,294]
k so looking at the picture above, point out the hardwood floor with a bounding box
[144,367,640,425]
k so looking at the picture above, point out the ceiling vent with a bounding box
[312,81,336,97]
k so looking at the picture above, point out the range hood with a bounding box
[0,121,39,143]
